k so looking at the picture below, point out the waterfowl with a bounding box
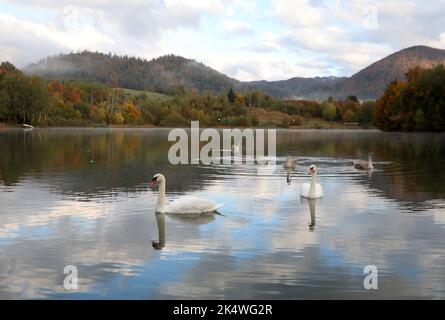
[283,153,297,169]
[300,164,324,199]
[150,173,223,214]
[354,153,374,170]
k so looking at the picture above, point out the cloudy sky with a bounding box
[1,0,444,81]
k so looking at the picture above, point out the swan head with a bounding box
[150,173,165,185]
[309,164,317,175]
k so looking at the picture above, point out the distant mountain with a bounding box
[245,45,445,100]
[339,45,445,99]
[24,51,238,93]
[239,76,346,100]
[23,46,445,100]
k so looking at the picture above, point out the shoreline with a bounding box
[0,122,376,130]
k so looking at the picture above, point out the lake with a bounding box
[0,128,445,299]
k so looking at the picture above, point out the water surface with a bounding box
[1,128,445,299]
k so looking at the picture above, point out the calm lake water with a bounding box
[1,128,445,299]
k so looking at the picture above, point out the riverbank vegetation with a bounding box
[0,61,375,129]
[374,65,445,132]
[1,60,443,131]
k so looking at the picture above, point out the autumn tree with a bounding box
[374,80,406,131]
[375,65,445,132]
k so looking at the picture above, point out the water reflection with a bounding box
[1,129,444,203]
[304,198,317,232]
[168,212,217,225]
[1,128,445,299]
[152,211,220,250]
[286,168,292,184]
[152,213,165,250]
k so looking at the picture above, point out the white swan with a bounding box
[354,153,374,170]
[300,164,324,199]
[150,173,223,214]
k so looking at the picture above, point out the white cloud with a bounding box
[0,0,445,80]
[272,0,323,27]
[222,19,252,35]
[0,0,221,67]
[214,54,332,81]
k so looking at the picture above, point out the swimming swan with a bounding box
[354,153,374,170]
[150,173,223,214]
[283,153,297,169]
[300,164,324,199]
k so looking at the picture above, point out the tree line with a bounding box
[374,65,445,131]
[0,61,376,128]
[2,60,443,131]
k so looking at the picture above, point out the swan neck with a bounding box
[368,154,373,169]
[309,172,317,197]
[156,213,165,247]
[156,179,166,212]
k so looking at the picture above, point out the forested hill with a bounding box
[23,46,445,100]
[340,45,445,99]
[24,51,238,94]
[241,46,445,100]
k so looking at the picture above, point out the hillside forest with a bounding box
[1,61,444,131]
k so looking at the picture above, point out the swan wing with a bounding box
[283,159,297,169]
[300,183,310,198]
[166,196,223,214]
[300,183,324,198]
[354,160,368,169]
[316,183,324,198]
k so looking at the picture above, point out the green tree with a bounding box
[414,109,428,131]
[322,102,336,121]
[347,95,359,103]
[343,110,357,122]
[357,101,375,125]
[28,76,52,124]
[74,102,91,119]
[0,89,10,121]
[89,105,107,123]
[227,88,236,104]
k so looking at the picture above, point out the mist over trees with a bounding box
[24,51,237,94]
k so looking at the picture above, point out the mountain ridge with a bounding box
[22,45,445,100]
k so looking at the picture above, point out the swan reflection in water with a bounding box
[152,212,166,250]
[367,168,374,181]
[152,212,217,250]
[301,198,319,232]
[286,168,292,184]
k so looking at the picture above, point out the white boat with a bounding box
[21,124,34,129]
